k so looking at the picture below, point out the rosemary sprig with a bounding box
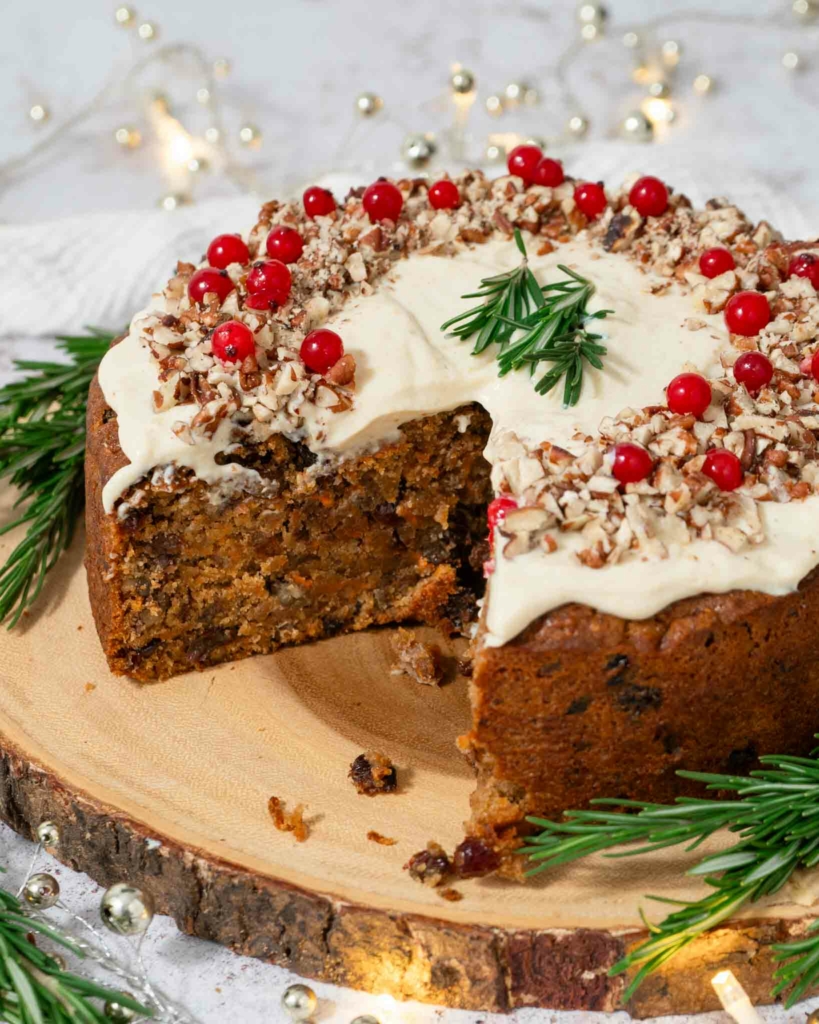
[523,749,819,1007]
[0,329,114,627]
[440,229,543,353]
[441,233,613,407]
[0,883,151,1022]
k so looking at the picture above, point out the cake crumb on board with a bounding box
[439,887,463,902]
[367,830,397,846]
[267,796,308,841]
[390,628,444,686]
[349,750,397,795]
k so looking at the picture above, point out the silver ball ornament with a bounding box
[619,110,654,143]
[793,0,818,20]
[566,114,589,138]
[577,1,607,25]
[355,92,383,118]
[104,996,138,1023]
[23,873,60,909]
[36,821,60,847]
[402,132,437,169]
[351,1017,380,1024]
[450,68,476,94]
[100,883,154,936]
[281,983,317,1020]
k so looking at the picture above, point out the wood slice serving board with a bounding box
[1,529,818,1017]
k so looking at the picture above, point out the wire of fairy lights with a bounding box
[1,0,817,207]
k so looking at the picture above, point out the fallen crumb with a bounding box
[267,796,308,842]
[390,628,443,686]
[84,683,96,694]
[367,830,397,846]
[349,750,397,795]
[404,841,452,887]
[439,887,463,902]
[77,624,83,631]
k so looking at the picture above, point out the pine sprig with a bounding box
[0,884,150,1022]
[523,749,819,1007]
[0,330,114,627]
[441,235,613,407]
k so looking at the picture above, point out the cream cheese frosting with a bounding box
[98,232,819,648]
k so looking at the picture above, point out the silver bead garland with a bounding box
[449,68,475,94]
[619,110,654,142]
[402,132,437,169]
[104,996,138,1022]
[281,983,317,1020]
[354,91,383,117]
[100,883,155,936]
[36,820,60,847]
[23,872,60,908]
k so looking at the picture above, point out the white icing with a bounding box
[98,236,819,647]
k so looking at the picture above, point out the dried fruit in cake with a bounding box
[404,842,452,887]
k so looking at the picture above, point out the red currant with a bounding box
[265,226,304,264]
[211,320,255,365]
[612,443,654,484]
[702,449,744,492]
[487,495,517,531]
[428,179,461,210]
[724,291,771,336]
[574,182,607,220]
[303,186,336,219]
[699,247,735,279]
[733,351,773,394]
[787,253,819,290]
[533,157,565,188]
[245,260,292,309]
[486,495,517,553]
[506,145,543,184]
[811,351,819,382]
[206,233,249,269]
[188,268,235,306]
[362,181,403,223]
[628,176,669,218]
[300,329,344,375]
[666,372,712,418]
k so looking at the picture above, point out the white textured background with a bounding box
[2,0,819,1021]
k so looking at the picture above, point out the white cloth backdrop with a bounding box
[2,0,819,1020]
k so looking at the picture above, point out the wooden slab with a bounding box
[1,525,818,1016]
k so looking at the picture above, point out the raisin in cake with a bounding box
[86,166,819,853]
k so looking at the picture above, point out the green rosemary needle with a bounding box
[0,329,114,627]
[441,233,613,406]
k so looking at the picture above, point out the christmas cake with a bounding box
[86,151,819,851]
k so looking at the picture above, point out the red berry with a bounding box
[612,443,654,484]
[211,320,255,365]
[533,157,565,188]
[487,495,517,531]
[787,253,819,290]
[206,233,249,269]
[303,186,336,219]
[486,495,517,554]
[300,328,343,375]
[724,291,771,336]
[428,179,461,210]
[733,351,773,394]
[629,176,669,218]
[188,268,235,306]
[245,260,292,309]
[666,372,712,418]
[574,182,607,220]
[265,226,304,264]
[699,247,735,279]
[703,449,744,492]
[506,144,543,184]
[811,351,819,382]
[362,180,403,223]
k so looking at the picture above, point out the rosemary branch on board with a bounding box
[523,749,819,1006]
[0,881,151,1023]
[440,230,613,407]
[0,329,114,627]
